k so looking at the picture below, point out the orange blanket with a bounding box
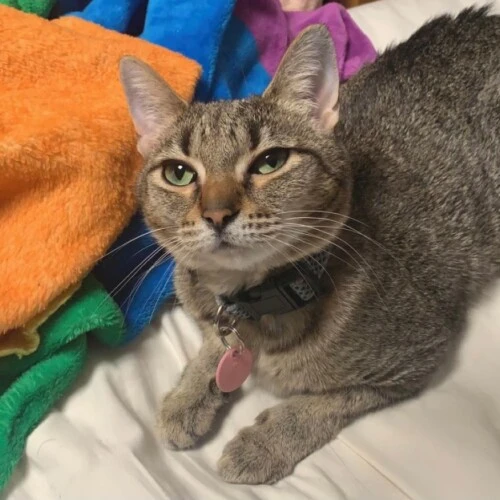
[0,6,200,333]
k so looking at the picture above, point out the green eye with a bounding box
[162,161,197,186]
[249,148,290,175]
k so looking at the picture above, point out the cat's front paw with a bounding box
[217,411,293,484]
[156,387,218,450]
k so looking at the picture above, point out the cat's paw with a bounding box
[156,387,217,450]
[217,411,293,484]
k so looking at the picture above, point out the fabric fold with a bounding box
[0,275,125,491]
[0,0,56,16]
[0,5,200,335]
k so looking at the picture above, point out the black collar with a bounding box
[218,249,333,321]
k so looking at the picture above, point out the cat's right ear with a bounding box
[119,56,187,157]
[264,25,339,131]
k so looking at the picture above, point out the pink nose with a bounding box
[202,208,238,229]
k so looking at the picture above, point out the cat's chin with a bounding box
[208,246,269,271]
[179,243,275,273]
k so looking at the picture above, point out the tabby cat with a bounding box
[119,7,500,484]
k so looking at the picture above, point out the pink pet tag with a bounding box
[215,347,253,393]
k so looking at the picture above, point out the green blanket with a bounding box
[0,0,55,17]
[0,275,125,491]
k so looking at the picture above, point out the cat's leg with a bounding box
[157,333,229,450]
[217,387,397,484]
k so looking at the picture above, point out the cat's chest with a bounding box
[239,319,346,396]
[253,343,342,396]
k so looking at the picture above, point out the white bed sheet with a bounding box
[7,1,500,498]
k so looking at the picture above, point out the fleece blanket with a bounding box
[0,0,55,16]
[0,282,80,358]
[0,5,200,336]
[0,275,125,491]
[51,0,378,342]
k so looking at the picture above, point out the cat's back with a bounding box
[340,7,500,151]
[338,7,500,298]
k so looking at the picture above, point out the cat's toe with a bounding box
[157,420,197,450]
[156,405,197,450]
[156,391,214,450]
[217,425,291,484]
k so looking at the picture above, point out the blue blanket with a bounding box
[53,0,375,342]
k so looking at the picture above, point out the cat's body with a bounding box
[120,7,500,484]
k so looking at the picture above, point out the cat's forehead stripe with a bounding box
[180,126,191,156]
[248,121,261,151]
[175,101,275,173]
[197,107,259,146]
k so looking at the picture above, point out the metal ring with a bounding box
[220,335,245,352]
[217,325,246,351]
[217,325,239,338]
[215,304,243,351]
[217,325,245,344]
[215,304,237,330]
[220,336,232,350]
[215,304,225,326]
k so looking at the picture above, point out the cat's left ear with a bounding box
[119,56,187,157]
[264,25,339,131]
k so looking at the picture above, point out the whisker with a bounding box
[283,221,386,295]
[148,257,177,325]
[123,235,195,322]
[99,225,177,260]
[261,236,322,300]
[278,209,369,228]
[266,234,338,296]
[275,226,360,274]
[284,215,405,269]
[277,225,388,309]
[130,241,162,259]
[123,250,171,319]
[89,246,167,321]
[108,246,165,300]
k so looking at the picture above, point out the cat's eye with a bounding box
[162,160,197,186]
[249,148,290,175]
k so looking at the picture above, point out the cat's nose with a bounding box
[202,208,239,231]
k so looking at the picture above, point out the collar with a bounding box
[217,249,333,321]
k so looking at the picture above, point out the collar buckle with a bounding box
[222,264,331,321]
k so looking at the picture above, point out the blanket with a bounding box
[0,5,200,336]
[0,275,125,491]
[53,0,377,342]
[0,0,56,16]
[0,282,80,358]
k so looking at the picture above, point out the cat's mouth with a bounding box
[212,237,245,253]
[218,241,233,250]
[210,235,236,251]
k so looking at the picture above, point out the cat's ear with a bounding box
[264,25,339,131]
[119,56,187,157]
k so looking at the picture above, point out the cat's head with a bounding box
[120,26,351,272]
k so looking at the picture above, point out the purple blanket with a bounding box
[237,0,376,82]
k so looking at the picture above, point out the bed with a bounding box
[7,0,500,498]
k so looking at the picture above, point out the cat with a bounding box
[119,7,500,485]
